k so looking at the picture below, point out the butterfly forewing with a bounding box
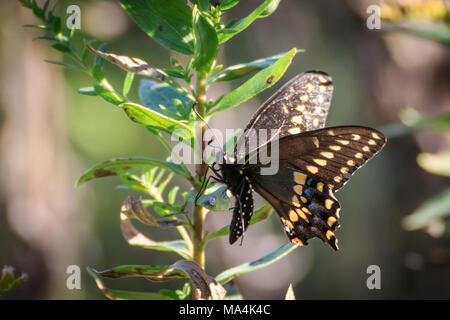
[234,71,333,160]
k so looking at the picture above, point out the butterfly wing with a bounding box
[234,71,333,160]
[250,126,386,249]
[276,126,387,191]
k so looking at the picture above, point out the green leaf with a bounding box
[120,0,194,54]
[215,242,299,285]
[94,85,124,106]
[51,43,72,54]
[400,108,450,131]
[417,152,450,177]
[120,102,193,142]
[86,267,172,300]
[385,21,450,45]
[44,60,79,70]
[219,0,240,10]
[192,6,219,72]
[94,43,108,67]
[77,87,97,96]
[207,204,273,240]
[123,71,135,97]
[77,157,189,185]
[210,48,297,114]
[218,0,281,43]
[401,188,450,231]
[207,51,296,84]
[139,79,192,119]
[187,184,231,212]
[91,264,188,281]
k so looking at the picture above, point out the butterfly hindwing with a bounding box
[249,166,340,250]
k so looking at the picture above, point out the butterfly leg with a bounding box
[194,166,211,204]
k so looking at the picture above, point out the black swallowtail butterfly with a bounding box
[209,71,386,250]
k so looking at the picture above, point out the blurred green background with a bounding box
[0,0,449,299]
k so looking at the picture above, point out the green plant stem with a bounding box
[193,71,208,278]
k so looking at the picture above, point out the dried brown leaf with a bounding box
[285,283,296,300]
[85,41,166,80]
[171,260,226,300]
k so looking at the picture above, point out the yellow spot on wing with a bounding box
[306,165,319,174]
[296,104,305,112]
[337,139,350,145]
[291,195,301,207]
[317,95,325,104]
[321,152,334,159]
[313,118,320,127]
[296,208,309,223]
[362,146,370,152]
[347,159,355,166]
[294,172,307,185]
[352,134,361,140]
[305,83,313,91]
[355,153,363,159]
[302,207,312,215]
[293,185,303,196]
[288,127,301,134]
[318,75,328,83]
[317,182,324,192]
[326,230,335,240]
[327,216,337,227]
[291,115,303,124]
[300,196,308,204]
[313,137,320,148]
[313,158,327,166]
[340,167,349,174]
[368,139,377,145]
[300,94,309,102]
[334,176,342,183]
[325,199,334,210]
[330,145,341,151]
[291,237,304,245]
[372,132,382,140]
[289,210,299,222]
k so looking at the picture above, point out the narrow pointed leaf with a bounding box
[401,188,450,231]
[139,79,192,119]
[210,48,297,114]
[208,51,300,84]
[215,242,299,285]
[91,265,188,281]
[192,7,218,72]
[120,102,193,142]
[77,157,189,185]
[218,0,281,43]
[417,151,450,177]
[120,0,194,54]
[87,267,172,300]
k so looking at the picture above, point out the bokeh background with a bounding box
[0,0,449,299]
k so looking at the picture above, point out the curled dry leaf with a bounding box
[171,260,226,300]
[285,283,296,300]
[120,196,192,259]
[121,195,159,226]
[85,41,166,80]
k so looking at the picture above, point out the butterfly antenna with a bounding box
[192,103,226,155]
